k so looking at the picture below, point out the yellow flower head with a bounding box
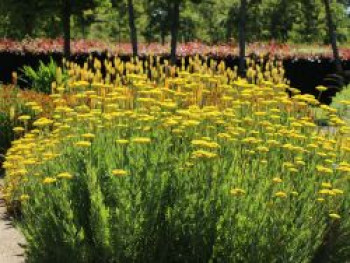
[275,191,287,198]
[230,188,246,196]
[191,140,220,149]
[318,189,335,196]
[18,115,31,121]
[57,172,73,180]
[13,127,25,133]
[256,146,269,153]
[112,169,128,176]
[272,177,283,183]
[20,194,30,201]
[316,86,328,92]
[75,141,92,148]
[33,118,54,127]
[43,177,57,184]
[115,139,129,145]
[131,137,151,144]
[82,133,95,140]
[191,150,217,159]
[329,213,341,219]
[321,182,332,189]
[332,189,344,195]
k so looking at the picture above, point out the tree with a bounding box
[52,0,106,57]
[237,0,261,76]
[127,0,138,57]
[110,0,129,43]
[225,5,238,43]
[1,0,350,52]
[268,0,298,41]
[238,0,247,76]
[301,0,322,42]
[0,2,10,38]
[168,0,205,65]
[62,0,71,56]
[170,0,181,64]
[0,0,47,38]
[144,1,170,44]
[323,0,343,73]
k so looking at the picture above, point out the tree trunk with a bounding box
[127,0,138,57]
[238,0,247,77]
[170,1,180,65]
[323,0,342,73]
[62,0,71,57]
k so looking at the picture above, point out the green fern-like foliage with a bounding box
[20,58,67,94]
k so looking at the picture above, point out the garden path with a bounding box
[0,179,26,263]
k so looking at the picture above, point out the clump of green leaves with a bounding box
[312,85,350,127]
[21,58,67,94]
[330,85,350,125]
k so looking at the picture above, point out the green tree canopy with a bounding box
[0,0,348,44]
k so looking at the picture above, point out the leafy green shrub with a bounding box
[312,107,329,126]
[0,85,51,175]
[5,57,350,263]
[21,58,67,94]
[330,85,350,125]
[0,86,28,175]
[17,126,350,263]
[312,85,350,127]
[0,112,14,159]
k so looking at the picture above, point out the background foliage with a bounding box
[0,0,349,44]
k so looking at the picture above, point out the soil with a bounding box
[0,179,26,263]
